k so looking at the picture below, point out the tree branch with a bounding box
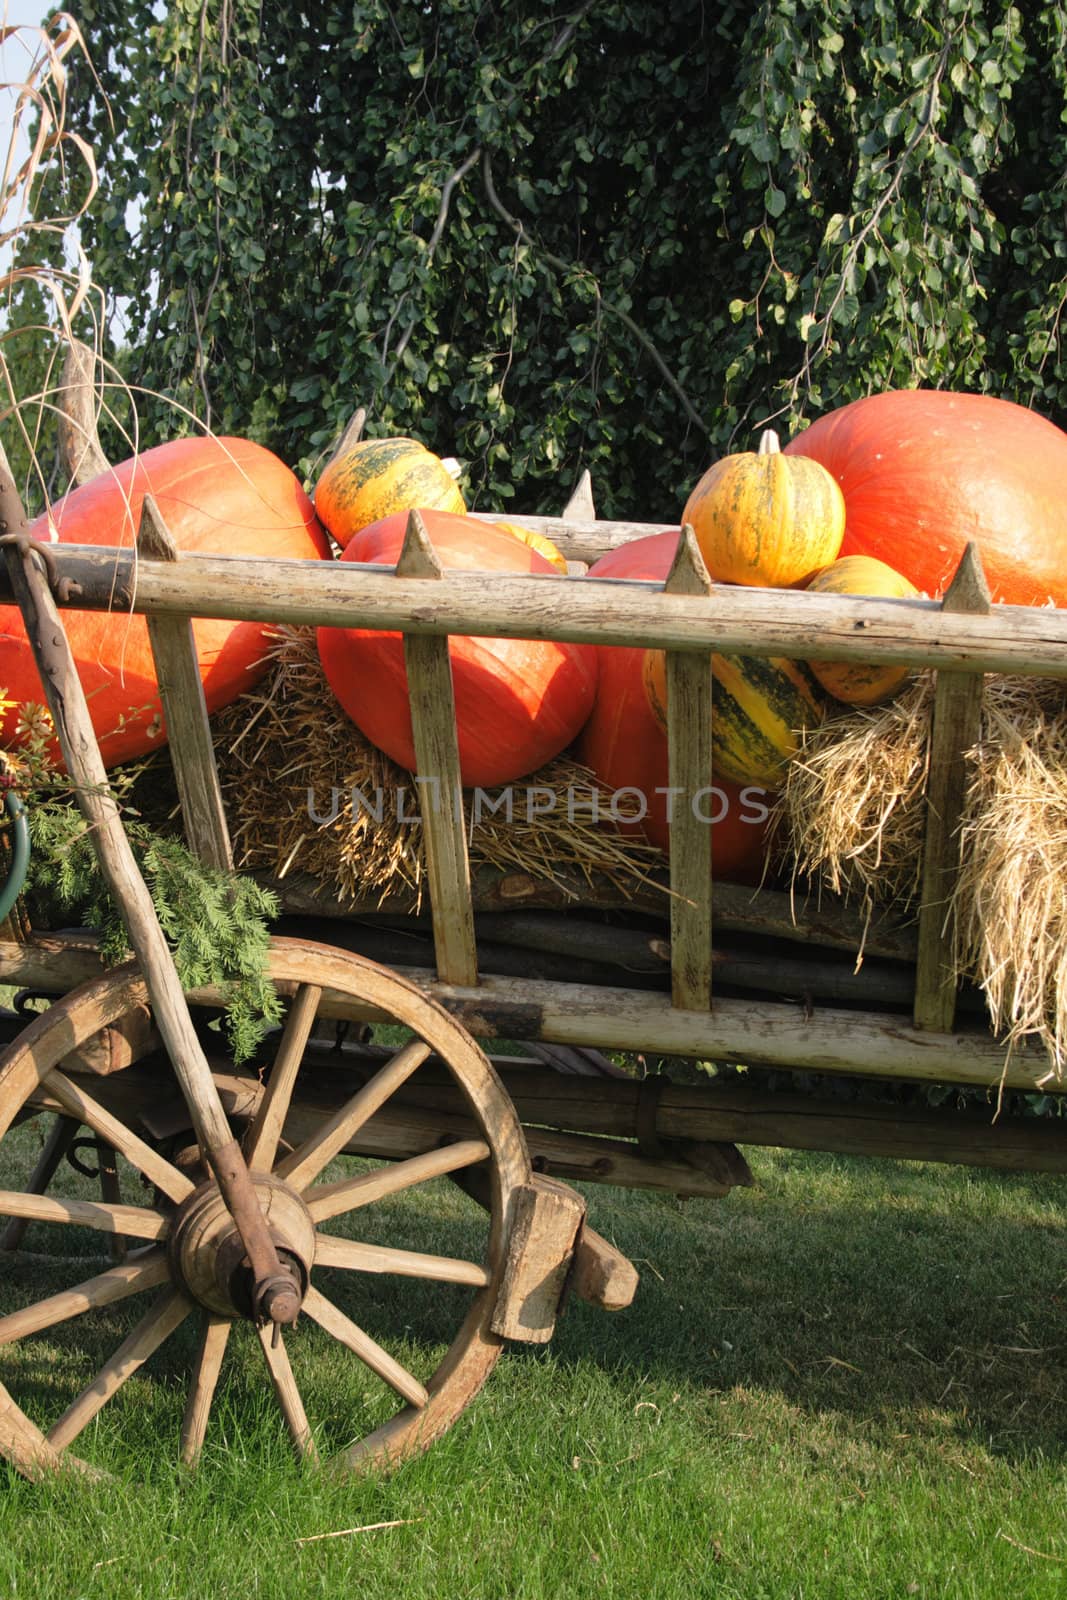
[481,152,710,438]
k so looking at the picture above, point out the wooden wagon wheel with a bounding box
[0,936,531,1478]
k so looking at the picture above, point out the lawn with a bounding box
[0,1132,1065,1600]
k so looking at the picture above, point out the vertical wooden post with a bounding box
[912,543,991,1031]
[662,526,714,1011]
[397,511,478,987]
[137,495,234,873]
[57,339,111,486]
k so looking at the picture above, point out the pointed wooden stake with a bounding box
[561,468,596,521]
[913,543,991,1032]
[397,511,477,986]
[662,526,714,1011]
[137,495,233,873]
[56,339,111,487]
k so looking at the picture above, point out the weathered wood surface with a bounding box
[260,874,918,963]
[661,528,715,1011]
[913,544,991,1031]
[490,1177,586,1343]
[138,495,234,873]
[396,511,478,986]
[9,544,1067,676]
[56,339,110,487]
[470,511,675,562]
[0,934,1053,1091]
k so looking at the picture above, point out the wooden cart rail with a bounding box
[0,501,1060,1096]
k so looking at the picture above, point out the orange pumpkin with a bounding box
[492,520,569,573]
[316,511,597,787]
[783,390,1067,606]
[0,436,331,768]
[576,534,774,884]
[805,555,920,705]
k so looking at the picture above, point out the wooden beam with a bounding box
[397,511,478,986]
[137,495,234,872]
[14,545,1067,677]
[913,544,991,1031]
[661,527,714,1010]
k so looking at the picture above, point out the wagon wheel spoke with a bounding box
[46,1287,193,1451]
[301,1284,428,1409]
[0,1189,169,1241]
[180,1315,232,1468]
[0,1114,79,1254]
[313,1233,490,1288]
[0,1249,170,1348]
[276,1038,431,1192]
[44,1069,194,1204]
[255,1324,319,1463]
[244,984,322,1172]
[305,1138,490,1223]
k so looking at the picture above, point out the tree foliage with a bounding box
[63,0,1067,519]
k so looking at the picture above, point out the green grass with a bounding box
[1,1134,1065,1600]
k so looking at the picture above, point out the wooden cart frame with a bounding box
[1,419,1066,1479]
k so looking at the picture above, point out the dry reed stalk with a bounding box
[213,627,664,908]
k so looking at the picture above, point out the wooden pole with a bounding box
[0,525,299,1326]
[661,527,714,1011]
[397,511,478,986]
[913,544,991,1031]
[7,545,1067,677]
[137,495,234,872]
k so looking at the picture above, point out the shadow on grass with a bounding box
[2,1148,1064,1472]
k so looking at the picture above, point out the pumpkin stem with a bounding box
[757,429,781,456]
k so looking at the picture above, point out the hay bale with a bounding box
[212,627,664,909]
[955,689,1067,1077]
[778,673,935,918]
[780,670,1067,1074]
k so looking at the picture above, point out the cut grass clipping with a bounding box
[213,627,663,910]
[780,671,1067,1078]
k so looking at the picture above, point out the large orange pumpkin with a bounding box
[316,511,597,788]
[576,533,773,885]
[0,436,331,768]
[783,390,1067,607]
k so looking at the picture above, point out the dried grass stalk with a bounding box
[778,673,935,918]
[954,691,1067,1078]
[213,628,663,908]
[781,669,1067,1074]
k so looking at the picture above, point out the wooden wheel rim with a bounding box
[0,936,530,1477]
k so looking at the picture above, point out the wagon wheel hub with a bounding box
[169,1173,315,1322]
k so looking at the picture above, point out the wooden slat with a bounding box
[662,527,714,1010]
[397,510,478,985]
[13,543,1067,677]
[913,544,991,1031]
[138,495,234,872]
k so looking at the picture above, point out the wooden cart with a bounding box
[1,418,1066,1481]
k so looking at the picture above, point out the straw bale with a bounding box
[780,669,1067,1075]
[212,627,663,909]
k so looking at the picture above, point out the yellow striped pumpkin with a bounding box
[643,646,823,787]
[683,429,845,589]
[805,555,919,705]
[314,436,465,548]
